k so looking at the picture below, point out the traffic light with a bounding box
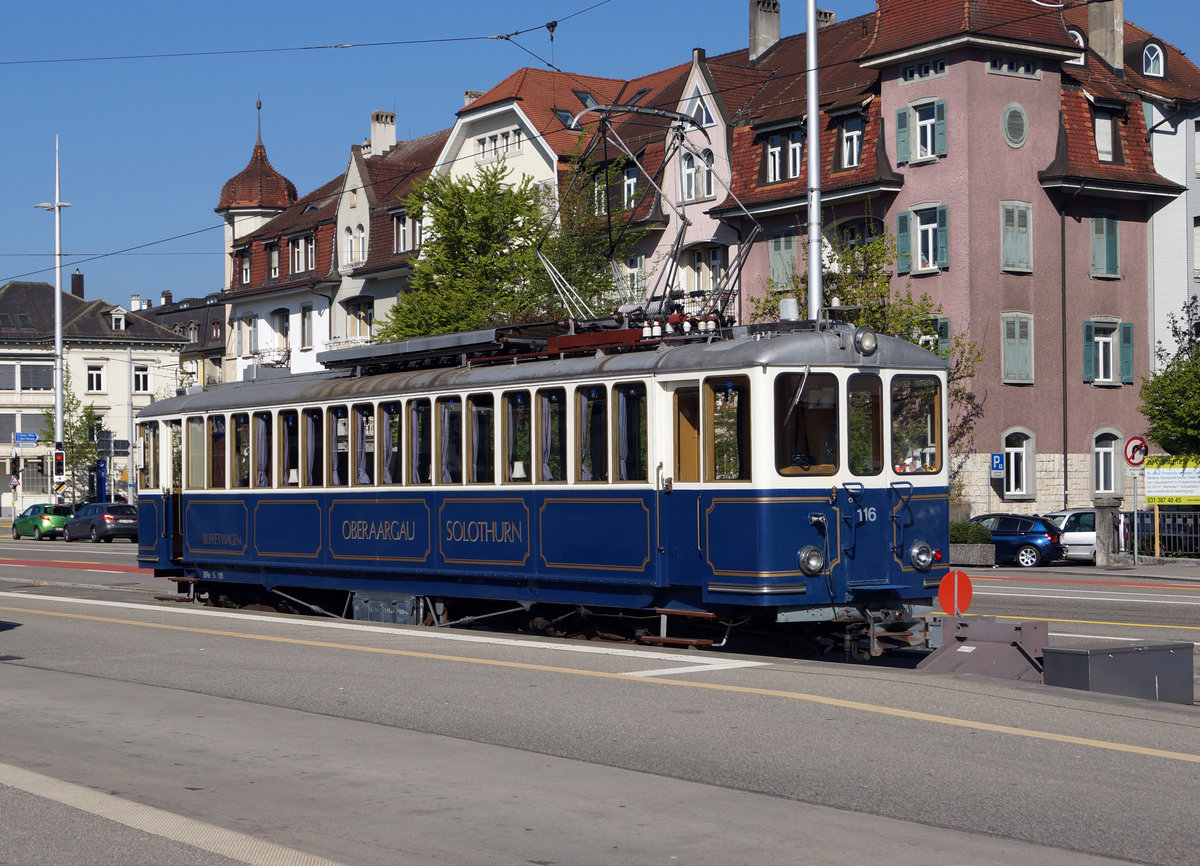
[52,449,66,480]
[10,456,18,474]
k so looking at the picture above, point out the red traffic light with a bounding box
[52,449,66,478]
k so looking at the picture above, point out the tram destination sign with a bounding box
[1144,455,1200,505]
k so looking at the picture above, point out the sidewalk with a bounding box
[983,558,1200,582]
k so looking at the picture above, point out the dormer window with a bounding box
[1094,109,1122,163]
[187,321,200,343]
[684,86,714,127]
[840,116,863,169]
[1143,43,1164,77]
[1066,29,1086,65]
[573,90,598,109]
[111,310,126,331]
[552,109,581,131]
[240,253,251,286]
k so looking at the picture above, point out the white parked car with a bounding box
[1044,509,1096,563]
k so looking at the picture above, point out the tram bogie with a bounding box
[137,319,949,655]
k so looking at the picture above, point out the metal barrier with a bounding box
[1118,509,1200,558]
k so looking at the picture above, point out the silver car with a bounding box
[1044,509,1096,563]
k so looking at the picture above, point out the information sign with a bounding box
[1145,455,1200,505]
[14,432,37,447]
[989,452,1005,479]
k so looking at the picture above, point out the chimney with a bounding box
[130,293,140,311]
[71,269,84,298]
[1089,0,1124,73]
[817,9,835,28]
[368,110,396,156]
[749,0,781,65]
[463,90,484,108]
[160,290,172,306]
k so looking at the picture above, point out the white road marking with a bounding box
[974,590,1200,606]
[0,592,769,674]
[0,762,346,866]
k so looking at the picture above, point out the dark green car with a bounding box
[11,504,73,540]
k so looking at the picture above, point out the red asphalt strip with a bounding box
[0,558,149,574]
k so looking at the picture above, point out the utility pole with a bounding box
[36,138,70,504]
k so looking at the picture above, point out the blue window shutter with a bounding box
[1082,321,1096,382]
[936,205,949,268]
[1119,322,1134,383]
[937,317,951,354]
[895,108,909,164]
[896,211,911,274]
[934,99,948,156]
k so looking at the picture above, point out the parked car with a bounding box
[73,494,127,511]
[63,502,139,543]
[11,504,74,540]
[1044,508,1096,563]
[969,513,1062,567]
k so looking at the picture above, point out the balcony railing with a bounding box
[323,336,373,352]
[253,348,291,368]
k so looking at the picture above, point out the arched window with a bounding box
[701,149,715,198]
[1066,28,1086,66]
[1093,430,1121,495]
[1143,43,1164,77]
[681,152,697,201]
[186,321,199,343]
[356,224,366,262]
[1002,427,1035,499]
[344,226,355,265]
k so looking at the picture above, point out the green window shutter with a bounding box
[936,205,949,268]
[937,317,951,354]
[1119,322,1134,383]
[934,99,948,156]
[1002,205,1016,268]
[1090,215,1103,274]
[1016,206,1030,269]
[1083,321,1096,382]
[1105,215,1119,275]
[896,211,911,274]
[895,108,910,164]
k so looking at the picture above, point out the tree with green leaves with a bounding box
[376,158,642,342]
[1139,295,1200,454]
[39,368,109,502]
[751,222,985,495]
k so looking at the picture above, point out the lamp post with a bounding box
[36,137,70,503]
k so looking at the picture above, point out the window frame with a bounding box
[840,116,863,169]
[1092,429,1123,496]
[1000,200,1032,272]
[86,363,105,393]
[895,100,946,165]
[897,204,948,275]
[1090,210,1121,278]
[1001,312,1034,384]
[1002,427,1036,500]
[1143,43,1164,78]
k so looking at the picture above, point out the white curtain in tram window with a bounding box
[506,399,516,479]
[440,401,452,483]
[253,415,269,486]
[379,406,394,485]
[410,404,422,484]
[304,413,316,484]
[579,390,592,481]
[617,388,629,481]
[470,404,480,481]
[281,415,295,485]
[329,411,342,487]
[540,392,553,480]
[355,410,369,484]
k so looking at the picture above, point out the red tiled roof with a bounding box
[861,0,1077,61]
[216,140,298,212]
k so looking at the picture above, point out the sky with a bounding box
[2,0,1195,308]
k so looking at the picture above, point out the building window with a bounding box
[896,205,948,274]
[1094,110,1121,163]
[233,317,243,356]
[987,54,1039,78]
[700,149,715,198]
[769,231,796,286]
[624,255,646,296]
[300,304,313,349]
[1002,104,1028,148]
[271,308,290,350]
[289,235,315,273]
[685,86,714,127]
[684,246,726,297]
[840,117,863,169]
[394,213,409,253]
[248,315,259,354]
[1003,429,1035,499]
[1084,321,1133,384]
[346,298,372,339]
[593,175,608,215]
[1066,29,1086,65]
[187,321,199,343]
[787,131,803,179]
[86,364,105,393]
[765,136,782,183]
[681,153,698,201]
[896,101,946,164]
[1001,312,1034,384]
[1143,43,1164,77]
[211,320,222,341]
[623,167,637,208]
[133,365,150,393]
[1093,431,1120,495]
[267,245,279,280]
[239,253,251,286]
[900,56,946,82]
[343,226,354,265]
[1090,210,1120,277]
[1001,201,1032,271]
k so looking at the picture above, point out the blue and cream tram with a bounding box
[136,319,948,655]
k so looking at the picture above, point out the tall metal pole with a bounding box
[805,0,823,320]
[37,138,70,494]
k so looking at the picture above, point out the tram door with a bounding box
[660,384,703,583]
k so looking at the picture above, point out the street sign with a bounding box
[1124,435,1147,467]
[14,432,37,447]
[937,570,973,615]
[990,452,1005,479]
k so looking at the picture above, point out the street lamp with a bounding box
[36,136,70,503]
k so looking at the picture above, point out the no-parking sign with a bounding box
[1124,436,1147,467]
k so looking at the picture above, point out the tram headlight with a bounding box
[909,539,934,571]
[798,545,825,575]
[854,326,878,356]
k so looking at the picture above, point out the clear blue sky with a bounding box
[2,0,1194,307]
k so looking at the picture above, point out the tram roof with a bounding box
[140,321,945,419]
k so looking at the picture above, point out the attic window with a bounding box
[0,314,11,326]
[1066,29,1086,66]
[552,109,581,130]
[685,86,714,127]
[1143,43,1164,77]
[573,90,598,109]
[111,311,125,331]
[625,88,650,106]
[18,314,33,328]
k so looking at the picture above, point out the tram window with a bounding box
[408,399,432,485]
[353,404,375,485]
[705,376,751,482]
[775,373,838,476]
[138,422,159,490]
[378,401,403,485]
[848,374,883,476]
[252,412,273,487]
[674,387,700,483]
[502,390,531,483]
[209,416,226,488]
[576,385,608,482]
[167,420,182,489]
[467,394,495,484]
[328,406,348,486]
[231,413,250,488]
[537,388,567,483]
[302,408,323,486]
[891,376,942,473]
[186,417,205,489]
[613,382,648,482]
[279,410,298,486]
[436,396,463,484]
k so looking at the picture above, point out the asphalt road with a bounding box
[1,543,1199,865]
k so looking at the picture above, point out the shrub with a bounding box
[949,520,991,544]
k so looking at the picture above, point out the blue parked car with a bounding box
[969,513,1063,567]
